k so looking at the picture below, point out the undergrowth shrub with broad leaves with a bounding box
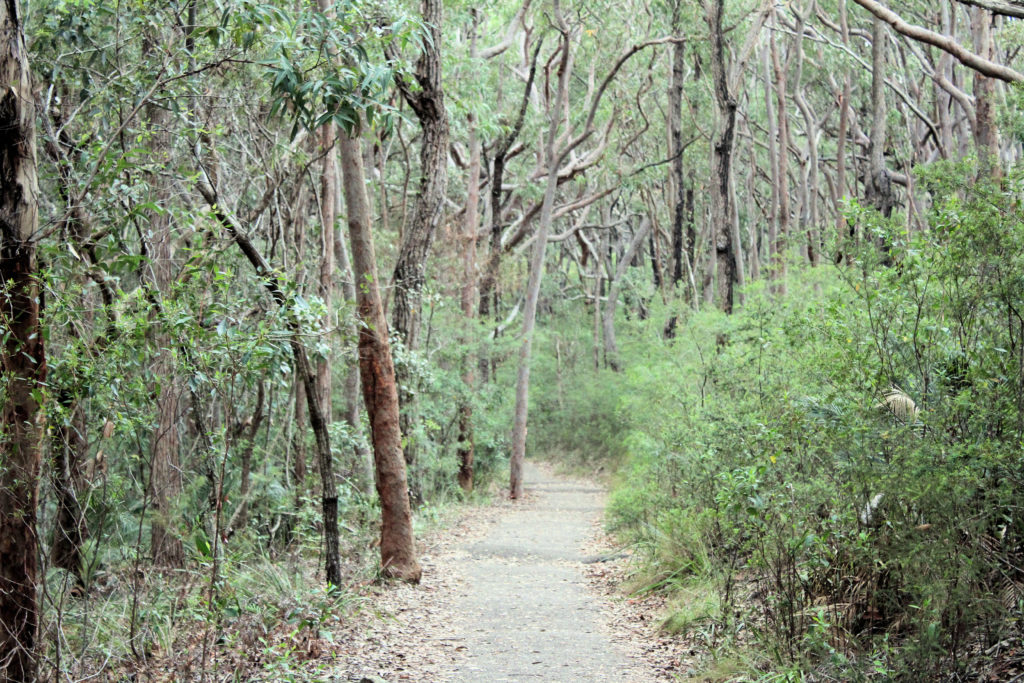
[534,162,1024,679]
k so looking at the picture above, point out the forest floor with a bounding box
[330,460,691,682]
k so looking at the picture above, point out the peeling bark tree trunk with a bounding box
[707,0,739,313]
[339,131,421,582]
[0,2,45,677]
[391,0,449,471]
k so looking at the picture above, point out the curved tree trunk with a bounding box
[0,2,44,676]
[195,180,343,587]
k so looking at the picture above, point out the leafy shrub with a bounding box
[536,162,1024,678]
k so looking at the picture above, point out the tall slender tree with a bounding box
[0,1,45,677]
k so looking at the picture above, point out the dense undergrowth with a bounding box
[37,280,511,679]
[532,162,1024,680]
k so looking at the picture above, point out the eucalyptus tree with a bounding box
[388,0,448,485]
[506,0,677,497]
[0,2,44,677]
[256,0,422,580]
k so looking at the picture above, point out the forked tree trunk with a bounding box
[339,131,421,582]
[478,39,542,384]
[510,10,572,500]
[602,218,652,370]
[0,2,45,677]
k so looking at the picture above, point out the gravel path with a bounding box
[333,461,667,682]
[449,461,643,682]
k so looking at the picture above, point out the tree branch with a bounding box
[954,0,1024,19]
[851,0,1024,83]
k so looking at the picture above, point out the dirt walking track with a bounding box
[334,461,676,682]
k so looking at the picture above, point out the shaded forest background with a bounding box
[2,0,1024,679]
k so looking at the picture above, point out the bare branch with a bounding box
[954,0,1024,19]
[851,0,1024,82]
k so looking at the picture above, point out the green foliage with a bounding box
[392,290,514,501]
[260,0,422,135]
[534,162,1024,678]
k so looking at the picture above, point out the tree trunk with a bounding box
[391,0,449,471]
[51,391,87,584]
[866,16,895,218]
[971,7,999,176]
[195,182,343,587]
[791,5,821,266]
[0,2,44,676]
[292,374,307,499]
[603,218,652,371]
[231,382,264,531]
[457,20,482,491]
[335,224,374,496]
[836,0,853,245]
[338,131,421,582]
[707,0,739,313]
[938,3,956,159]
[478,39,542,384]
[510,9,572,500]
[668,1,687,292]
[769,13,790,295]
[316,123,336,416]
